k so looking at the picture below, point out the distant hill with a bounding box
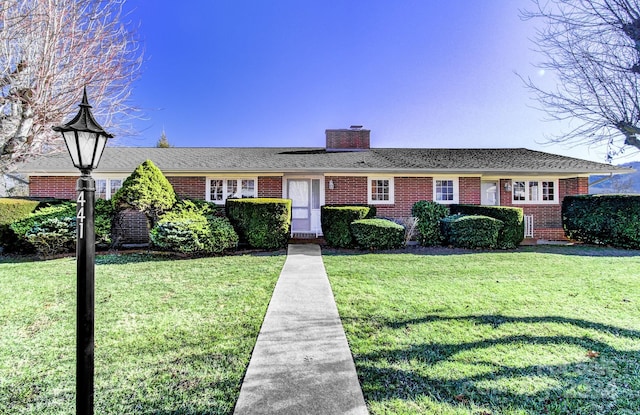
[589,161,640,194]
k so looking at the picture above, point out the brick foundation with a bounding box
[112,209,149,245]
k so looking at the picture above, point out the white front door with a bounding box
[289,179,311,232]
[481,181,499,206]
[286,178,322,234]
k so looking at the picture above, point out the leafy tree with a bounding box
[156,129,172,148]
[111,160,176,230]
[522,0,640,159]
[0,0,143,188]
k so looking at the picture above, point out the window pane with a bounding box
[227,180,238,198]
[95,179,107,199]
[110,179,122,197]
[543,181,555,201]
[241,179,255,198]
[371,179,389,201]
[436,180,454,201]
[211,180,224,201]
[513,181,526,201]
[529,181,539,201]
[311,179,320,209]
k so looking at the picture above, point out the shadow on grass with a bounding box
[347,314,640,414]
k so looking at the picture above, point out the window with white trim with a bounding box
[512,180,557,204]
[368,177,394,204]
[95,178,123,199]
[207,178,257,203]
[434,178,459,204]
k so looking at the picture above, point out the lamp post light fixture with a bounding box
[53,87,112,415]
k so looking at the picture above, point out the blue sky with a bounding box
[120,0,639,163]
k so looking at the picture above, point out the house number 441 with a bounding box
[77,191,86,240]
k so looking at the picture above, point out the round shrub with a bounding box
[25,217,76,257]
[172,199,225,218]
[440,214,503,249]
[449,204,524,248]
[111,159,177,229]
[350,218,405,250]
[150,211,238,255]
[321,206,372,248]
[411,201,450,246]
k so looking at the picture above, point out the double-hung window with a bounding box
[95,178,123,199]
[208,178,257,204]
[512,180,557,204]
[368,177,394,204]
[434,178,459,204]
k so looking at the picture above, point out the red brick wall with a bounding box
[112,209,149,244]
[29,176,78,200]
[499,177,590,240]
[459,177,481,204]
[258,177,283,198]
[168,176,206,199]
[376,177,432,218]
[325,176,368,205]
[324,176,479,218]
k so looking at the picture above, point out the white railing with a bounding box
[524,215,534,238]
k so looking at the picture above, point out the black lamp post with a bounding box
[53,87,113,415]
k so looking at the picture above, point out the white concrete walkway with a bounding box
[233,244,368,415]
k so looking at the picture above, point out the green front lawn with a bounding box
[0,253,285,414]
[324,246,640,415]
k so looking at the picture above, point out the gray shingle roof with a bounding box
[19,146,632,175]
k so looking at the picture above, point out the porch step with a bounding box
[291,232,319,239]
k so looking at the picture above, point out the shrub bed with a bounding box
[449,204,524,248]
[440,214,504,249]
[9,199,114,254]
[226,198,291,250]
[411,201,449,246]
[562,195,640,249]
[350,218,405,250]
[150,210,238,255]
[321,206,372,248]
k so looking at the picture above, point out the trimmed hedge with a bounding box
[440,214,504,249]
[449,204,524,248]
[323,204,377,218]
[351,218,405,250]
[226,198,291,250]
[411,201,450,246]
[0,198,41,225]
[562,195,640,249]
[150,211,238,255]
[321,206,372,248]
[0,198,41,251]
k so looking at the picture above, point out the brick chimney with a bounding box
[326,126,370,151]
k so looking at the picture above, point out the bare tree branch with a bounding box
[522,0,640,160]
[0,0,143,174]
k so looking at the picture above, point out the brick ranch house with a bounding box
[20,127,632,243]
